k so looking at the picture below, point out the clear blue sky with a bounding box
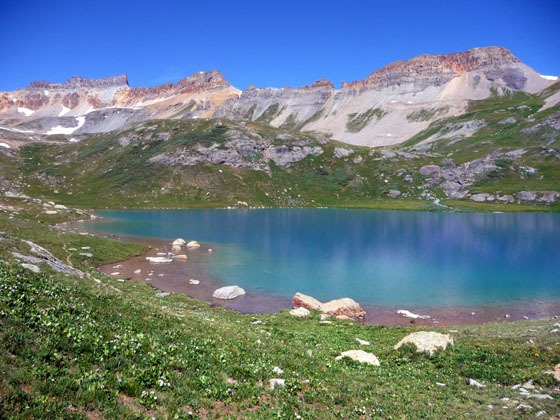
[2,0,559,91]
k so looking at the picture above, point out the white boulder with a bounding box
[335,350,380,366]
[212,285,246,300]
[289,307,311,317]
[172,238,186,247]
[394,331,453,355]
[186,240,201,249]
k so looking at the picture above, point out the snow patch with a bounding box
[17,107,34,116]
[541,75,558,81]
[0,142,11,149]
[59,106,71,116]
[46,116,86,135]
[69,137,79,143]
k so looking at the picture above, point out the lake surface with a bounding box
[87,209,560,308]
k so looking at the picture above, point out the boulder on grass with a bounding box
[335,350,380,366]
[289,307,310,317]
[212,285,246,300]
[394,331,454,355]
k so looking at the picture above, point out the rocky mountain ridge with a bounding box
[0,46,557,147]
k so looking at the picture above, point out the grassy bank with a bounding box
[1,262,559,418]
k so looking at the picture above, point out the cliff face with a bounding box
[0,47,555,145]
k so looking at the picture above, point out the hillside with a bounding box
[1,81,558,211]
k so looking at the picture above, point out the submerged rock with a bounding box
[146,256,173,263]
[213,285,246,300]
[397,309,430,319]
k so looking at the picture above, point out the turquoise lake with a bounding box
[88,209,560,307]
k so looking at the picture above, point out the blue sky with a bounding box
[1,0,559,91]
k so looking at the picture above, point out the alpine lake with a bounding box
[80,208,560,320]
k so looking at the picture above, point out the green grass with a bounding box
[346,108,387,133]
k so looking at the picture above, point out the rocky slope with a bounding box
[0,47,556,147]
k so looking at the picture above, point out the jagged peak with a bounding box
[28,74,129,90]
[175,70,232,91]
[302,79,335,90]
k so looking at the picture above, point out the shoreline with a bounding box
[86,229,560,327]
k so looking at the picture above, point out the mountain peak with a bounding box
[342,46,521,89]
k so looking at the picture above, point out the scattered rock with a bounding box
[335,350,380,366]
[470,193,494,202]
[173,254,188,261]
[547,364,560,382]
[435,382,446,387]
[525,394,553,400]
[268,378,285,390]
[516,404,532,411]
[156,292,170,298]
[467,378,486,388]
[134,269,142,274]
[419,165,441,178]
[21,263,40,273]
[522,379,535,390]
[517,190,537,201]
[397,309,430,319]
[212,285,246,300]
[334,147,353,158]
[272,366,283,374]
[394,331,453,355]
[110,272,120,276]
[289,307,311,317]
[186,241,201,249]
[79,253,93,257]
[189,279,200,285]
[387,189,401,199]
[355,338,371,346]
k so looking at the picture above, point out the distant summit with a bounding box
[28,74,129,90]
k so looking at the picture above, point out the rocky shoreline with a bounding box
[91,233,560,327]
